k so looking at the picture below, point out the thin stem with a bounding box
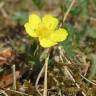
[43,54,49,96]
[43,48,50,96]
[35,48,50,96]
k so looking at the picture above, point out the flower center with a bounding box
[37,25,51,38]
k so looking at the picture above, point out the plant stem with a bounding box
[43,48,50,96]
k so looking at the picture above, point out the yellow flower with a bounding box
[24,14,68,48]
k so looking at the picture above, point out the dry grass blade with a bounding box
[59,47,87,96]
[0,89,8,96]
[63,0,76,23]
[80,74,96,86]
[12,65,16,90]
[5,89,30,96]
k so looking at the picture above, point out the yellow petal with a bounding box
[29,14,41,29]
[39,38,57,48]
[42,15,58,30]
[51,28,68,42]
[24,23,38,37]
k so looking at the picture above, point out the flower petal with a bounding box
[51,28,68,42]
[42,15,58,30]
[39,38,57,48]
[29,14,41,29]
[24,23,38,37]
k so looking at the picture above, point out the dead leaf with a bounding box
[0,56,7,66]
[0,47,14,66]
[0,71,20,88]
[0,47,12,58]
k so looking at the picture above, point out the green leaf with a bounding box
[70,6,80,16]
[62,40,76,59]
[61,23,77,58]
[62,22,85,59]
[78,0,89,17]
[32,0,44,9]
[12,11,28,25]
